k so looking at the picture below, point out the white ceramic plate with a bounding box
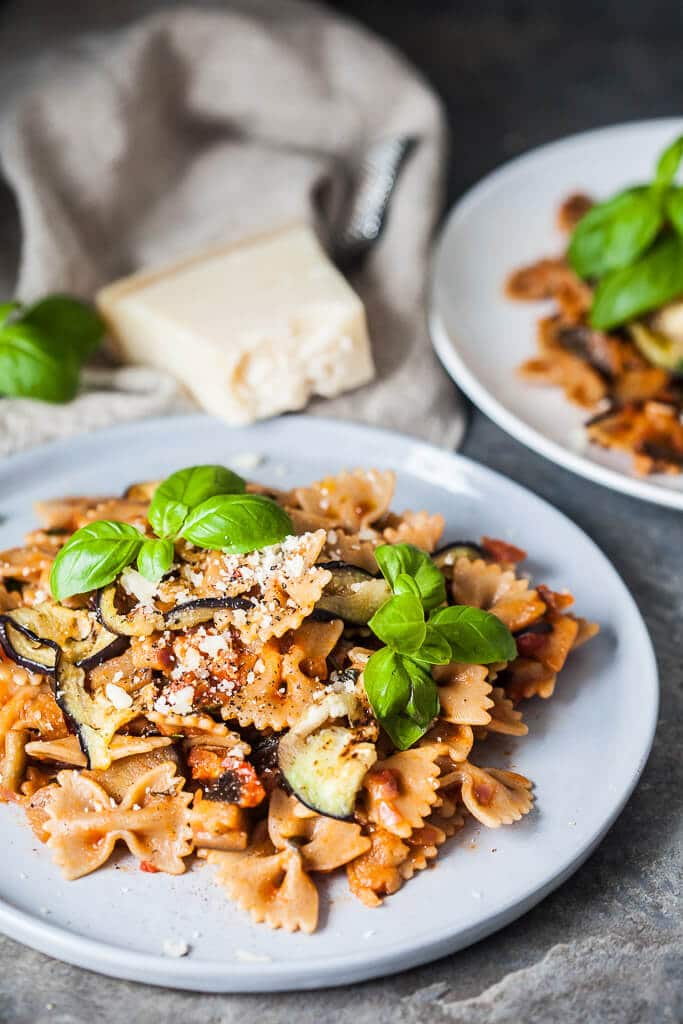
[0,414,657,991]
[430,117,683,509]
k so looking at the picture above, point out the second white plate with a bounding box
[430,117,683,509]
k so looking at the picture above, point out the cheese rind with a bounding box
[96,224,375,423]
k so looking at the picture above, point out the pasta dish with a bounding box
[0,464,597,933]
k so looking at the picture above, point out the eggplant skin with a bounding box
[432,541,485,569]
[0,611,129,675]
[0,617,59,674]
[97,584,254,637]
[278,725,376,821]
[314,562,391,626]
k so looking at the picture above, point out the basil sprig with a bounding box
[0,295,103,403]
[566,134,683,330]
[50,463,292,601]
[363,543,516,751]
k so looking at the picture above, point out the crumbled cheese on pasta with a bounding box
[197,633,228,657]
[154,684,196,716]
[105,683,133,709]
[120,568,158,607]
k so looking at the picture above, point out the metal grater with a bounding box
[334,135,418,270]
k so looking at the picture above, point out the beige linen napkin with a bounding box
[0,0,465,456]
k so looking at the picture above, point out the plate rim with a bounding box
[0,413,660,991]
[429,115,683,511]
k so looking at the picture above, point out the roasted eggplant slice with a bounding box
[0,605,128,673]
[432,542,484,570]
[278,692,377,819]
[0,617,59,673]
[314,562,390,625]
[278,725,377,820]
[629,320,683,373]
[54,656,135,771]
[97,584,254,637]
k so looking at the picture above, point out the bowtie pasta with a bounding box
[0,468,597,933]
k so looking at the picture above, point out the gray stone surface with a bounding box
[0,1,682,1021]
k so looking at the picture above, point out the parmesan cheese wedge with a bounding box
[96,224,375,423]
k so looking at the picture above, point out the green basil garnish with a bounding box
[137,537,175,583]
[0,295,103,404]
[565,134,683,330]
[368,593,427,654]
[363,545,516,750]
[50,464,293,603]
[148,464,246,539]
[21,295,104,362]
[666,187,683,237]
[429,605,518,663]
[181,493,292,553]
[568,188,662,280]
[590,235,683,331]
[363,648,411,718]
[374,543,446,611]
[654,134,683,190]
[50,521,145,601]
[412,623,452,666]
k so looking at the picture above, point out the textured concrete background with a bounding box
[0,1,682,1021]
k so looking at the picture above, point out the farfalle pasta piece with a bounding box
[486,688,528,737]
[204,843,318,933]
[435,663,494,726]
[346,827,410,907]
[217,619,342,731]
[146,711,233,737]
[294,469,395,532]
[42,762,193,879]
[364,745,441,838]
[268,788,370,871]
[404,794,467,875]
[423,722,474,763]
[448,762,533,828]
[450,558,546,632]
[503,658,557,701]
[211,531,331,644]
[25,734,173,768]
[382,510,445,551]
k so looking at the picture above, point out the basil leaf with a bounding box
[0,302,20,327]
[149,465,246,538]
[655,134,683,190]
[22,295,104,362]
[412,624,452,666]
[0,322,80,402]
[568,187,661,279]
[381,713,428,751]
[181,493,292,553]
[590,234,683,330]
[393,572,421,599]
[403,659,440,726]
[137,537,175,583]
[430,605,517,664]
[50,520,144,601]
[363,647,411,718]
[375,543,446,611]
[666,187,683,236]
[368,593,426,654]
